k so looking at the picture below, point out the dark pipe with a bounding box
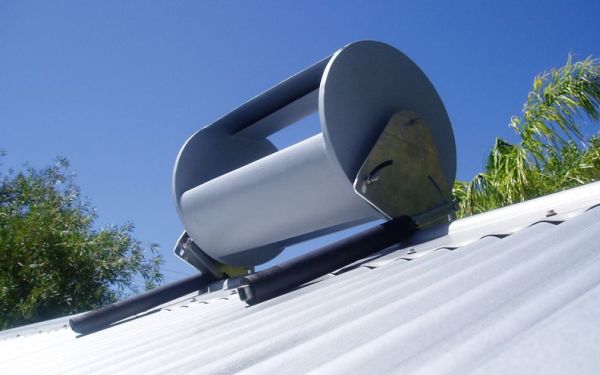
[69,272,219,334]
[238,216,416,305]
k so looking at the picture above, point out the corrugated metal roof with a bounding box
[2,182,600,374]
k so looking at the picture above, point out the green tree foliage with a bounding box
[454,56,600,217]
[0,157,163,330]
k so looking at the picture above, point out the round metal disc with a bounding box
[318,40,456,187]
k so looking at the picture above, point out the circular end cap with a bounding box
[319,40,456,186]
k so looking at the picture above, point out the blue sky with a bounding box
[2,1,599,282]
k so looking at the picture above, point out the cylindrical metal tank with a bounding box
[173,41,455,266]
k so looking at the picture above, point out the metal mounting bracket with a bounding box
[353,110,455,227]
[173,232,252,278]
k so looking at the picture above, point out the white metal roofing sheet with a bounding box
[1,183,600,374]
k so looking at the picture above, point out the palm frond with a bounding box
[510,55,600,160]
[454,55,600,219]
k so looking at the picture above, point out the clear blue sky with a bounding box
[2,1,599,282]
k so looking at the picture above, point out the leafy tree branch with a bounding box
[0,157,163,330]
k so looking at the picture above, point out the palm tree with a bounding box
[454,55,600,218]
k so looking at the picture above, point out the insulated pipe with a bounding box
[69,273,218,334]
[237,216,417,305]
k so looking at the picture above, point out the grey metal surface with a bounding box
[320,41,455,182]
[179,134,377,265]
[2,183,600,374]
[173,41,455,266]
